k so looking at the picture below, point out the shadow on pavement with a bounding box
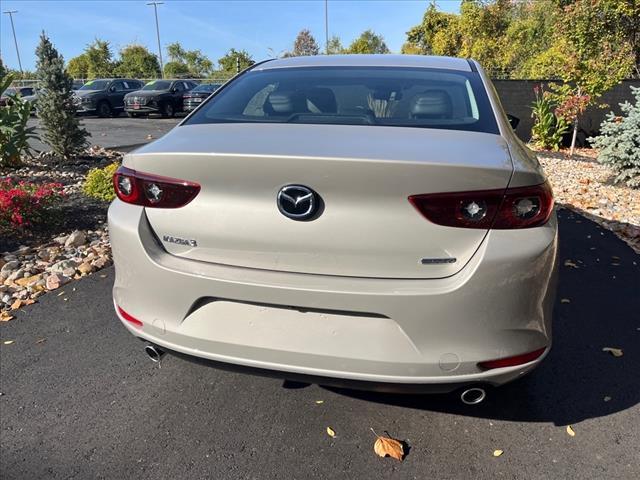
[324,208,640,426]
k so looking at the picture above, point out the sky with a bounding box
[0,0,462,72]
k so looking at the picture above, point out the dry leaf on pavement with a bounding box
[371,429,404,461]
[10,299,22,310]
[564,260,579,268]
[566,425,576,437]
[326,427,336,438]
[315,400,324,404]
[0,312,14,322]
[3,340,15,345]
[493,449,504,457]
[561,298,571,304]
[602,347,624,357]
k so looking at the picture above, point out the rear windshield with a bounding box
[192,84,218,93]
[79,80,110,91]
[185,67,499,134]
[142,80,171,91]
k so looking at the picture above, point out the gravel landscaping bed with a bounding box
[537,148,640,253]
[1,147,121,318]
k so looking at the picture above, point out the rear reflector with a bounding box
[477,347,546,370]
[409,182,553,229]
[116,305,143,328]
[113,166,200,208]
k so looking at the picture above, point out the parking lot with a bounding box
[27,115,182,152]
[1,209,638,479]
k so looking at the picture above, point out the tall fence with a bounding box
[494,79,640,145]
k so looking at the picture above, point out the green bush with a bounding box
[530,85,568,151]
[0,73,38,168]
[589,86,640,188]
[83,162,119,201]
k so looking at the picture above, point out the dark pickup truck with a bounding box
[74,78,143,117]
[124,79,197,117]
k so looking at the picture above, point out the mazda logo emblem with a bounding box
[277,185,320,221]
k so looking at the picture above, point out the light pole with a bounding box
[324,0,329,54]
[3,10,23,75]
[147,2,164,78]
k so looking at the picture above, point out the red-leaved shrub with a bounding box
[0,178,64,233]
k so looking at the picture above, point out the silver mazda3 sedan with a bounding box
[108,55,558,397]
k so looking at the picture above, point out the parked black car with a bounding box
[183,83,221,111]
[124,79,197,117]
[0,86,35,107]
[74,78,144,117]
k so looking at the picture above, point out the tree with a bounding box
[85,39,114,78]
[405,4,458,55]
[552,0,635,154]
[218,49,254,73]
[589,86,640,188]
[163,61,190,78]
[35,32,90,159]
[66,54,89,79]
[165,42,213,77]
[114,44,160,78]
[327,36,345,55]
[347,30,390,54]
[0,57,7,79]
[289,29,320,56]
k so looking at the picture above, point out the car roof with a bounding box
[253,54,472,72]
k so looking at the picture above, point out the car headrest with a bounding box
[410,90,453,119]
[305,88,337,113]
[264,91,305,116]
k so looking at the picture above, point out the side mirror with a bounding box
[507,114,520,130]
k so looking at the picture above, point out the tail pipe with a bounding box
[144,344,165,363]
[460,387,487,405]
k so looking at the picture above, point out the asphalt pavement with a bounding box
[1,209,638,480]
[27,115,182,152]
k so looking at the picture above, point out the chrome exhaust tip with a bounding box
[460,387,486,405]
[144,344,165,363]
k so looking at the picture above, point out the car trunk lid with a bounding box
[127,123,513,279]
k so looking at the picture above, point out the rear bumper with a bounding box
[108,200,558,392]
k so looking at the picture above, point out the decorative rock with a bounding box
[7,269,25,282]
[64,231,87,248]
[77,262,94,275]
[53,235,69,245]
[45,274,71,291]
[50,259,78,275]
[14,274,42,287]
[1,261,19,274]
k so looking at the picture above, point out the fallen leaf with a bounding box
[326,427,336,438]
[10,299,22,310]
[564,260,579,268]
[35,338,46,344]
[0,312,14,322]
[561,298,571,304]
[493,449,504,457]
[315,400,324,404]
[373,435,405,461]
[24,299,35,305]
[100,275,107,278]
[566,425,576,437]
[3,340,15,345]
[604,396,612,402]
[602,347,624,357]
[57,291,65,297]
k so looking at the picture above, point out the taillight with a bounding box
[116,305,143,328]
[113,166,200,208]
[477,347,546,370]
[408,182,553,229]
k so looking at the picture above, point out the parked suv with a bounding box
[74,79,143,117]
[124,79,197,117]
[183,83,221,112]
